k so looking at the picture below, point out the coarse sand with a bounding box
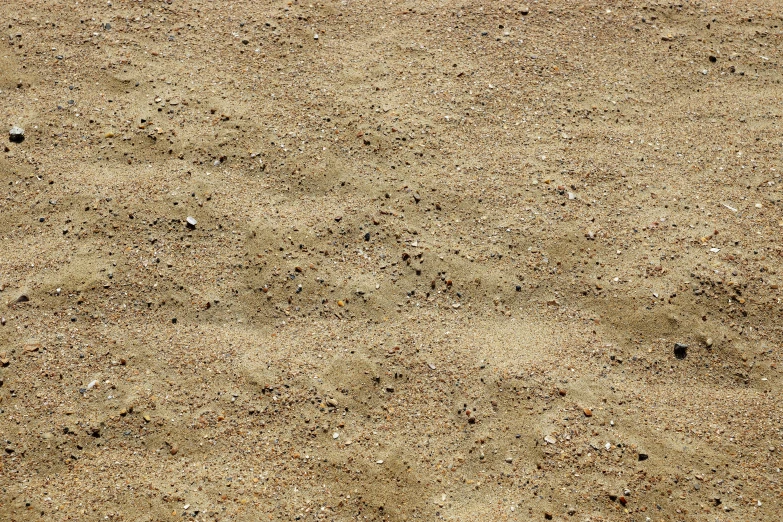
[1,1,782,520]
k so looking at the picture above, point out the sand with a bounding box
[1,0,782,520]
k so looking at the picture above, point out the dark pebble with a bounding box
[674,343,688,359]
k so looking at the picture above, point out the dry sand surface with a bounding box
[1,0,783,520]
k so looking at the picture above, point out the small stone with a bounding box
[23,343,40,353]
[314,34,319,40]
[505,456,513,463]
[544,435,557,445]
[325,398,338,408]
[186,216,197,229]
[558,389,566,396]
[520,6,530,15]
[705,338,713,348]
[583,408,593,417]
[143,414,151,422]
[337,300,345,307]
[170,445,179,455]
[638,453,649,461]
[14,294,29,304]
[674,343,688,359]
[544,512,553,520]
[9,126,24,143]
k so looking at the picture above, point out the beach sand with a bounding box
[1,1,782,520]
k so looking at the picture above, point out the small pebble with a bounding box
[9,126,24,143]
[674,343,688,359]
[186,216,197,229]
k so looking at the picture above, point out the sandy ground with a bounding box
[1,0,782,520]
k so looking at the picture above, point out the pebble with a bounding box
[705,338,713,348]
[9,126,24,143]
[186,216,197,229]
[674,343,688,359]
[583,408,593,417]
[170,446,179,455]
[544,435,557,445]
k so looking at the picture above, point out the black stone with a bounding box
[674,343,688,359]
